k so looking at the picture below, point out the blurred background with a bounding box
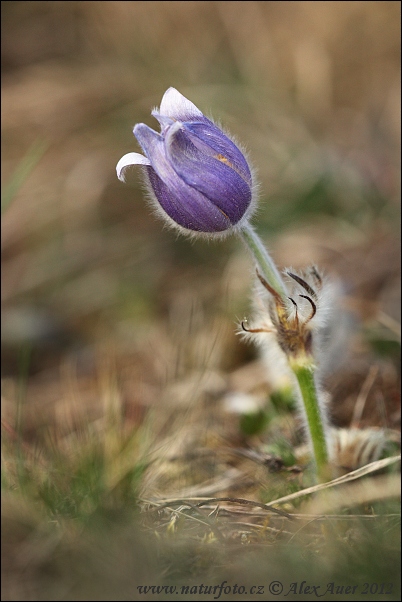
[1,2,401,598]
[2,0,400,422]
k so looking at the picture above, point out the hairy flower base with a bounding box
[242,266,324,360]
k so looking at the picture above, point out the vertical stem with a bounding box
[240,223,288,304]
[238,223,331,482]
[291,360,330,482]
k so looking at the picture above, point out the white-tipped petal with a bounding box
[116,152,151,181]
[158,87,203,120]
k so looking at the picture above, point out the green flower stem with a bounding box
[240,223,288,304]
[238,223,330,482]
[291,359,330,482]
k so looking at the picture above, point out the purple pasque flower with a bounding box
[116,88,255,235]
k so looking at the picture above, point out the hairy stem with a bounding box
[239,223,288,304]
[291,359,330,482]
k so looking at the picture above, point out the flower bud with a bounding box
[116,88,255,235]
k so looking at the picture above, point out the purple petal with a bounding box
[150,113,175,133]
[184,122,252,185]
[134,124,171,175]
[134,123,231,232]
[145,167,231,232]
[165,123,251,224]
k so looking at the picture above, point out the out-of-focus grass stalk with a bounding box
[1,139,48,214]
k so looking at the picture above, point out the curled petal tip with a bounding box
[159,87,204,121]
[116,152,151,181]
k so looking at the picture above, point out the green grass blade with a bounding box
[1,139,48,214]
